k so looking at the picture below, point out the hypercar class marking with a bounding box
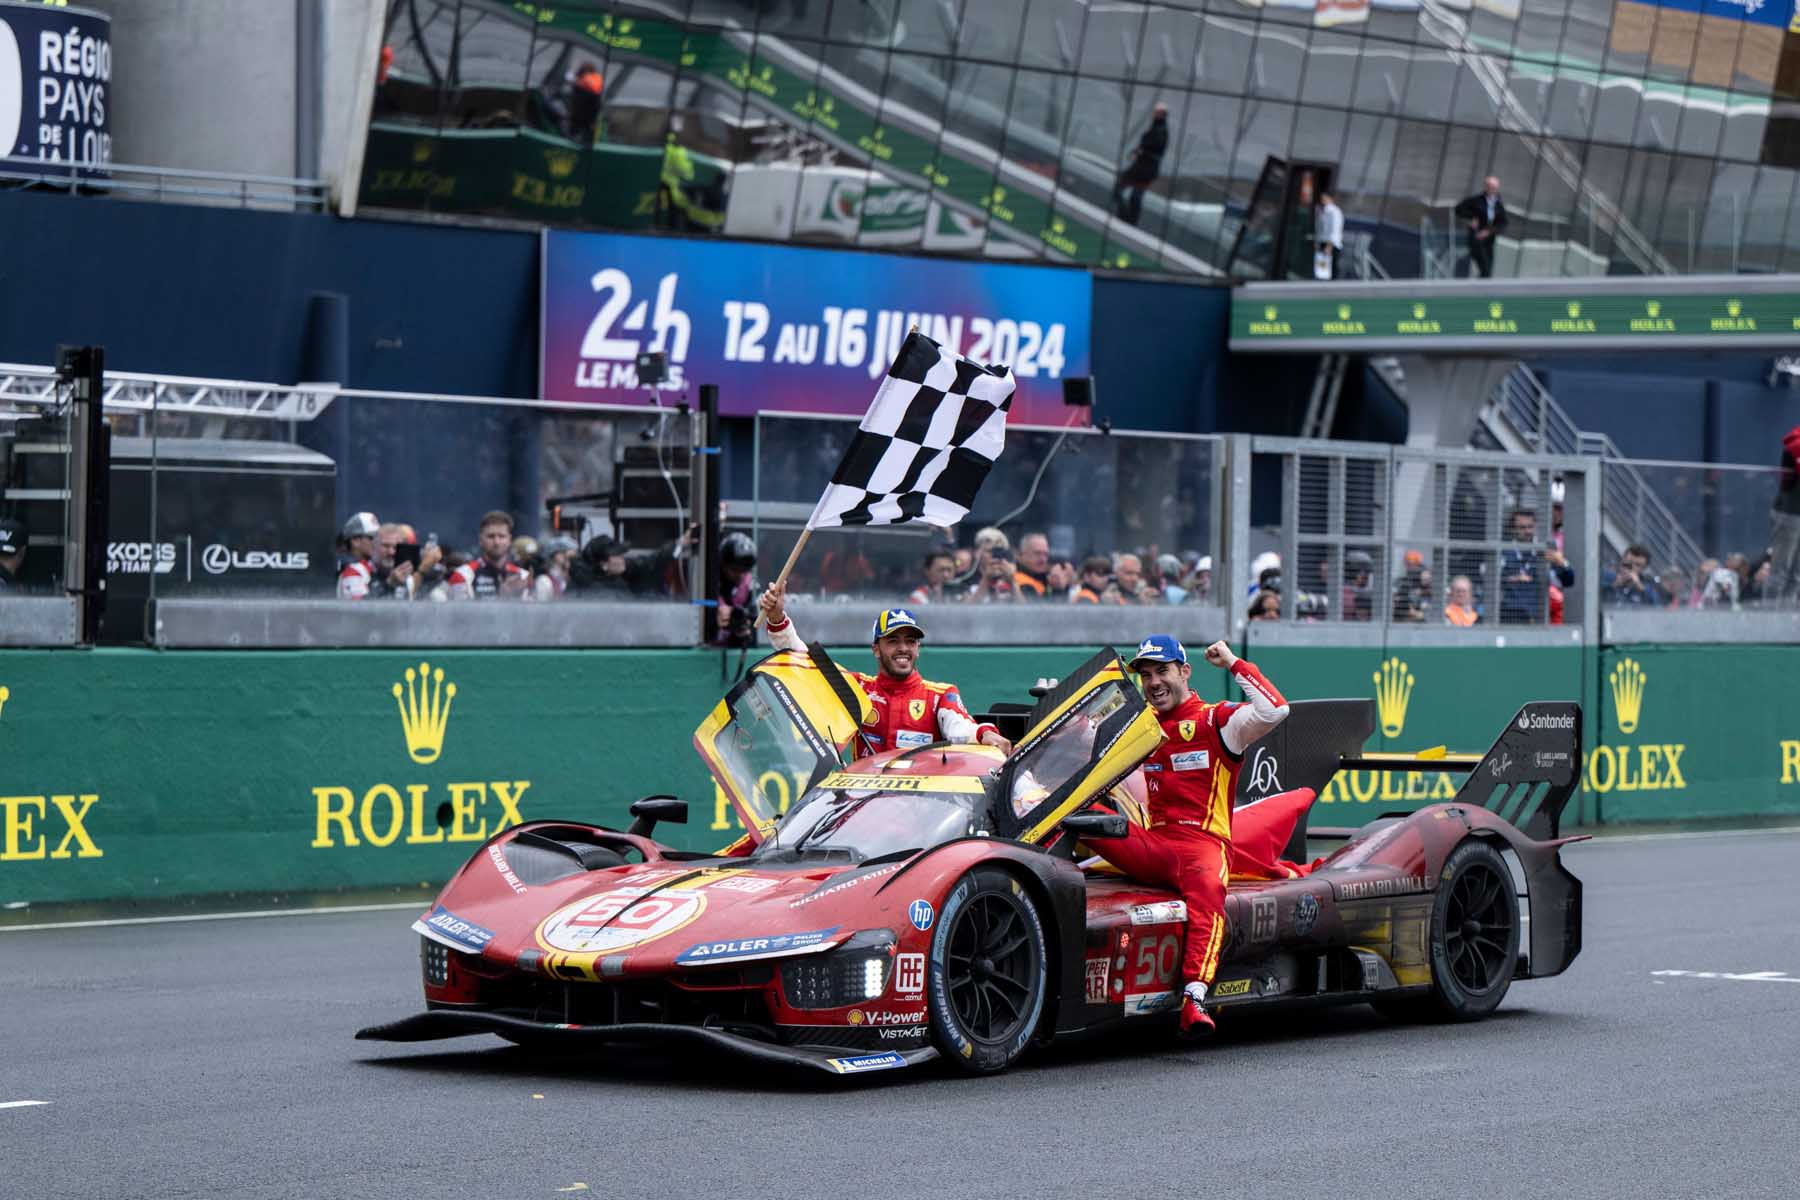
[894,952,925,995]
[414,906,495,953]
[827,1052,907,1074]
[908,899,935,931]
[1084,957,1110,1003]
[1129,901,1187,925]
[673,927,840,965]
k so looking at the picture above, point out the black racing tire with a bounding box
[926,866,1049,1074]
[1380,838,1520,1022]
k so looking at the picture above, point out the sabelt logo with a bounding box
[107,541,176,574]
[0,685,105,862]
[310,663,530,849]
[201,543,311,575]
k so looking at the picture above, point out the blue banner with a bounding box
[540,230,1093,424]
[0,2,113,164]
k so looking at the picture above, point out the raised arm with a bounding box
[759,581,804,652]
[1202,640,1289,756]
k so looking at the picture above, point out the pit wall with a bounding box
[1,643,1794,906]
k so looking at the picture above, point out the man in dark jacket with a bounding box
[1113,103,1169,226]
[1768,423,1800,606]
[0,518,24,591]
[1454,175,1507,278]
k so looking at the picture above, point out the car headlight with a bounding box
[780,930,897,1009]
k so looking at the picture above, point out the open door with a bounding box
[692,645,874,845]
[993,650,1164,845]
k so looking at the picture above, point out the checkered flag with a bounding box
[806,331,1015,530]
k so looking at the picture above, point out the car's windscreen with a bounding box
[750,787,989,864]
[713,674,841,828]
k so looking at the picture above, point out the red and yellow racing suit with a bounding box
[765,615,998,754]
[1095,659,1289,989]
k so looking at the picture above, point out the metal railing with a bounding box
[1481,365,1705,575]
[0,155,328,211]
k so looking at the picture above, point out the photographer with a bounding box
[713,532,758,647]
[1602,544,1664,608]
[968,543,1019,603]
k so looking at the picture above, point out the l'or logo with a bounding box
[394,662,457,764]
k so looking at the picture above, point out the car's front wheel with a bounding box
[927,866,1048,1074]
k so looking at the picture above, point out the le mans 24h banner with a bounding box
[538,229,1090,426]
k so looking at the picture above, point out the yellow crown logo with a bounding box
[1338,304,1351,320]
[1647,301,1661,317]
[1727,298,1742,317]
[545,150,578,179]
[1114,253,1131,268]
[1373,656,1415,738]
[1264,306,1278,321]
[0,684,9,721]
[393,662,457,764]
[1412,303,1427,319]
[1609,657,1646,734]
[1567,302,1581,318]
[1490,302,1504,318]
[411,140,432,164]
[1051,217,1065,234]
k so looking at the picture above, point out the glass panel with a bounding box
[1300,30,1361,110]
[958,0,1029,58]
[1019,0,1088,73]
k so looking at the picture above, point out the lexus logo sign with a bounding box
[202,544,311,574]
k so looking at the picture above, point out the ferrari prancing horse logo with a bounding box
[1178,719,1196,742]
[909,698,927,721]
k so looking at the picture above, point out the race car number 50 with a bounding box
[537,887,707,954]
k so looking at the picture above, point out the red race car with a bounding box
[358,646,1584,1076]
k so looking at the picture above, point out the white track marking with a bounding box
[1652,970,1800,984]
[1574,826,1800,846]
[0,901,423,934]
[1,1101,50,1109]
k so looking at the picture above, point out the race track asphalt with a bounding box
[4,828,1798,1200]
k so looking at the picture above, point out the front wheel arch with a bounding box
[925,865,1050,1074]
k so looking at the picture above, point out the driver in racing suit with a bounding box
[1097,634,1288,1038]
[758,582,1012,756]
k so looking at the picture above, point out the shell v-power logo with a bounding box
[1586,657,1684,794]
[0,684,106,863]
[310,663,531,850]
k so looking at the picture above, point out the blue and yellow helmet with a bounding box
[872,608,925,641]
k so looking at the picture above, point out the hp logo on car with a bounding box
[908,899,934,931]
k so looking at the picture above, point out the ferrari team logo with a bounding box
[394,661,457,764]
[1373,656,1414,738]
[908,698,927,722]
[1178,719,1196,742]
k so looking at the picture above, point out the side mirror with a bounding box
[627,795,688,839]
[1061,811,1127,840]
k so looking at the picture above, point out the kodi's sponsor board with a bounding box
[540,230,1091,424]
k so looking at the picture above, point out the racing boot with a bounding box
[1178,982,1215,1039]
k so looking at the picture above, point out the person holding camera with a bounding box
[712,532,759,647]
[1601,544,1664,608]
[448,511,531,600]
[968,544,1019,603]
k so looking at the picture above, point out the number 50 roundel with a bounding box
[537,886,707,954]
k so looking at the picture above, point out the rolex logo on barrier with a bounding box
[310,664,529,851]
[1374,657,1414,739]
[394,661,457,764]
[1586,656,1684,795]
[0,685,106,862]
[1609,658,1646,735]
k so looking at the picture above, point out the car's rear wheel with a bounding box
[1377,838,1519,1022]
[927,867,1048,1074]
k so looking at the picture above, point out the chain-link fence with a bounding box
[1250,438,1592,630]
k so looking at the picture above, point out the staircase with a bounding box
[1475,365,1705,574]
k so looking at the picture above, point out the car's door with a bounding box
[691,644,874,845]
[993,649,1164,845]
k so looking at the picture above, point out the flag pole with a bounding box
[752,325,920,632]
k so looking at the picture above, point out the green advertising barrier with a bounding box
[1590,645,1800,824]
[1235,643,1593,823]
[4,642,1794,907]
[0,645,1100,907]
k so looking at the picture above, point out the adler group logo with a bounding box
[310,662,530,850]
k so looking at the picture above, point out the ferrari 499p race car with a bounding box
[358,646,1585,1077]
